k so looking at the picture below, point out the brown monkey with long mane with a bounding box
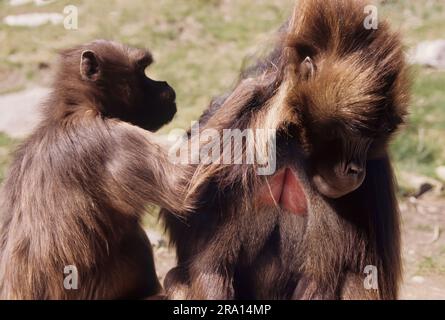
[0,40,198,299]
[163,0,409,299]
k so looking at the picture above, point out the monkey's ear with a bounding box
[80,50,100,81]
[299,56,316,80]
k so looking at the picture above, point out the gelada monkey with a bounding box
[163,0,409,300]
[0,40,199,299]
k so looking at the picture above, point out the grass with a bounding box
[415,224,434,232]
[0,0,293,124]
[0,0,444,186]
[392,68,445,178]
[380,0,445,46]
[417,256,445,276]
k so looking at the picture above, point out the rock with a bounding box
[399,171,443,198]
[409,40,445,69]
[414,183,434,198]
[146,229,167,248]
[9,0,54,7]
[411,276,425,284]
[3,13,63,27]
[9,0,32,5]
[38,62,50,70]
[0,87,49,138]
[436,166,445,182]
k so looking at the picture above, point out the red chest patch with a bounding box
[258,168,308,216]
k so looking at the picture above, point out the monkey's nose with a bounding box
[161,84,176,101]
[346,162,363,176]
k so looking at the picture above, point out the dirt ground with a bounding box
[151,196,445,300]
[399,196,445,299]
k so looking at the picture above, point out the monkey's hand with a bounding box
[164,266,191,300]
[339,273,380,300]
[187,270,235,300]
[165,265,235,300]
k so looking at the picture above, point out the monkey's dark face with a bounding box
[302,102,399,200]
[307,123,371,199]
[132,69,177,131]
[78,41,176,131]
[289,55,405,199]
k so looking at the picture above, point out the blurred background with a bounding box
[0,0,444,299]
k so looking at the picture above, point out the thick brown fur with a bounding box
[163,0,409,300]
[0,40,198,299]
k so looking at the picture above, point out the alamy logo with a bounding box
[167,122,277,176]
[363,265,378,290]
[363,5,378,30]
[63,5,78,30]
[63,265,79,290]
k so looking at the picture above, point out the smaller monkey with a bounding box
[0,40,196,299]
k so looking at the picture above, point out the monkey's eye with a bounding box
[386,124,398,134]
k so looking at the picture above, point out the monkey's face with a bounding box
[78,41,177,131]
[307,124,370,199]
[287,54,406,199]
[133,70,177,132]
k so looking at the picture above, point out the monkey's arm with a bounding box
[107,76,266,216]
[165,264,235,300]
[104,122,198,216]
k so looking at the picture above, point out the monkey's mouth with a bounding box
[257,167,308,216]
[312,175,346,199]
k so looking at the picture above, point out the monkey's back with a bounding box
[0,118,158,299]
